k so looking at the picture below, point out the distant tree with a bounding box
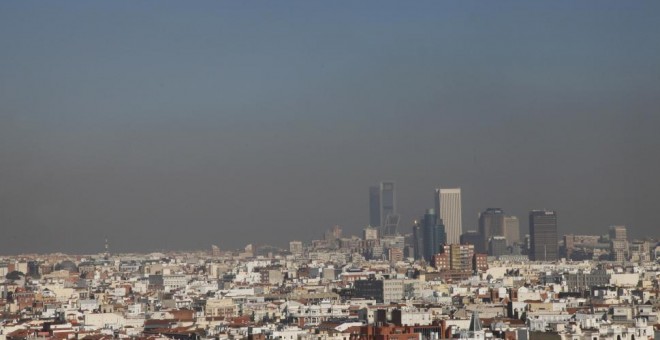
[5,271,25,280]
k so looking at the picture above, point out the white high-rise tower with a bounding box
[435,188,463,244]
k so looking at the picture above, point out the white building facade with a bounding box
[436,188,463,244]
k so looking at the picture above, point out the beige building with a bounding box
[205,298,236,318]
[504,216,520,246]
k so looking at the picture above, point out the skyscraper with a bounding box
[412,209,447,262]
[435,188,462,244]
[369,186,381,227]
[369,181,399,235]
[504,215,520,246]
[422,209,438,262]
[380,181,397,235]
[422,209,447,262]
[412,221,423,260]
[529,210,558,261]
[478,208,505,251]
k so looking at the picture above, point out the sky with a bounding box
[1,1,659,254]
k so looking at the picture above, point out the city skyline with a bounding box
[0,184,651,256]
[1,2,659,254]
[0,175,657,255]
[2,3,660,340]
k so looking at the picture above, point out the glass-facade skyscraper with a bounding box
[380,181,396,226]
[529,210,558,261]
[369,186,381,227]
[369,181,398,235]
[420,208,446,262]
[478,208,505,252]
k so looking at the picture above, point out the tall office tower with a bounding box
[380,181,398,235]
[382,214,400,237]
[478,208,505,251]
[412,221,423,260]
[421,209,447,262]
[504,216,520,246]
[422,209,437,262]
[435,188,462,244]
[436,223,447,251]
[609,225,628,262]
[529,210,558,261]
[369,181,399,235]
[369,186,381,227]
[380,181,396,221]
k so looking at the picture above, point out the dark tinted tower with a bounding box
[369,186,381,227]
[380,181,396,225]
[529,210,558,261]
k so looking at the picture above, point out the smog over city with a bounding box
[2,2,658,255]
[2,3,660,339]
